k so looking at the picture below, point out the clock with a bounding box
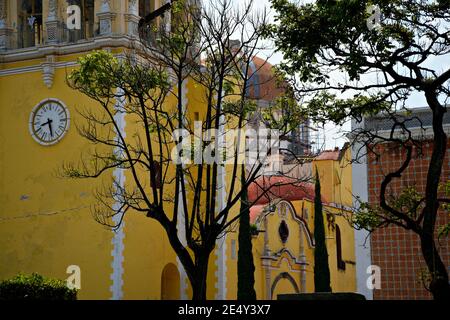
[29,99,70,146]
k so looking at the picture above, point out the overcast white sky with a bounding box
[247,0,450,150]
[250,0,350,150]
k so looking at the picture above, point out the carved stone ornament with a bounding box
[41,56,56,89]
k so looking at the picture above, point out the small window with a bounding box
[278,220,289,244]
[194,112,200,121]
[336,225,345,271]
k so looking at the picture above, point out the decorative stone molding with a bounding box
[45,0,59,44]
[125,0,140,37]
[128,0,138,14]
[0,27,11,51]
[48,0,57,21]
[162,0,172,34]
[0,0,10,50]
[97,0,115,36]
[101,0,111,12]
[45,20,59,44]
[110,88,126,300]
[0,0,6,26]
[97,8,116,36]
[41,55,56,88]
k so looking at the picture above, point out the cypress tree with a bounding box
[237,164,256,300]
[314,167,332,292]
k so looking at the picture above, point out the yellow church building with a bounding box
[0,0,357,300]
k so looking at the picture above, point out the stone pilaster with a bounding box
[0,0,12,50]
[124,0,140,37]
[45,0,59,44]
[162,0,172,34]
[41,55,56,89]
[97,0,116,36]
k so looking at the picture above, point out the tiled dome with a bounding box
[248,176,319,205]
[246,56,287,101]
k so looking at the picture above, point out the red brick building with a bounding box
[353,108,450,299]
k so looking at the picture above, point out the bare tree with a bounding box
[65,0,305,300]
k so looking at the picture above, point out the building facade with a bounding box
[248,147,357,296]
[0,0,357,299]
[352,108,450,299]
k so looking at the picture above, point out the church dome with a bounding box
[246,56,287,101]
[248,176,318,205]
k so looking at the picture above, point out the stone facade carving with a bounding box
[48,0,57,20]
[0,0,6,20]
[97,0,116,36]
[0,0,7,28]
[100,19,112,35]
[125,0,139,37]
[128,0,138,15]
[41,56,56,89]
[46,0,59,43]
[0,0,9,50]
[101,0,111,12]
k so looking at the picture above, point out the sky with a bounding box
[252,0,350,150]
[246,0,449,151]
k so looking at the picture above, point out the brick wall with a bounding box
[367,140,450,299]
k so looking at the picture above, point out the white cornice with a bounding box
[0,36,139,64]
[0,60,78,76]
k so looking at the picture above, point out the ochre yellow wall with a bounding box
[314,148,353,207]
[0,62,114,299]
[0,27,356,300]
[246,147,356,299]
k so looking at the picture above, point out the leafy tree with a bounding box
[237,164,257,300]
[267,0,450,299]
[314,168,331,293]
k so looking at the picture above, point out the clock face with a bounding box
[29,99,70,146]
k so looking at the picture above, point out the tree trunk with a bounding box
[190,251,211,301]
[313,168,332,292]
[420,233,450,300]
[421,94,450,300]
[237,164,257,300]
[161,220,211,300]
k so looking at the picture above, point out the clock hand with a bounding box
[40,118,53,137]
[47,118,54,137]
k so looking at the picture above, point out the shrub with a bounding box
[0,273,77,300]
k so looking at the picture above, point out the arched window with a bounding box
[336,225,345,270]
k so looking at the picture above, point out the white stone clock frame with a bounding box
[29,98,70,146]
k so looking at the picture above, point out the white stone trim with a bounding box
[0,36,139,63]
[351,118,373,300]
[364,124,450,141]
[214,107,228,300]
[176,78,189,300]
[110,88,127,300]
[261,248,307,266]
[257,200,315,248]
